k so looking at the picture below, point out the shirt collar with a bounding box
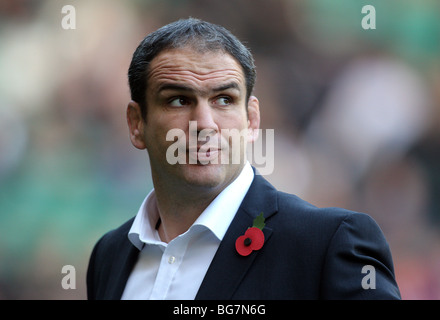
[127,162,254,250]
[127,190,162,250]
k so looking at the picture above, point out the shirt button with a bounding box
[168,256,176,264]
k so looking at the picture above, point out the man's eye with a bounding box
[214,97,231,106]
[169,97,190,107]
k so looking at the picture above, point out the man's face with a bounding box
[127,46,259,194]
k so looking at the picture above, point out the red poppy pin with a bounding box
[235,212,266,256]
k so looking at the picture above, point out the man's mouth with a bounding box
[188,146,221,163]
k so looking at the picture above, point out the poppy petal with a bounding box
[245,227,265,251]
[235,235,253,256]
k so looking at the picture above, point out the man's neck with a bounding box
[154,188,217,243]
[150,165,246,243]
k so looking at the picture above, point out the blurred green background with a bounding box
[1,0,439,299]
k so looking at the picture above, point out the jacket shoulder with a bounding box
[95,218,135,250]
[268,190,400,299]
[274,190,365,231]
[88,217,135,272]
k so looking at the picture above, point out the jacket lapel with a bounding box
[195,173,278,299]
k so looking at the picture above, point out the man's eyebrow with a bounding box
[157,82,241,94]
[157,83,193,93]
[212,82,240,92]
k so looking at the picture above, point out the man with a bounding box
[86,18,401,299]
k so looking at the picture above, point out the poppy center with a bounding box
[244,237,252,246]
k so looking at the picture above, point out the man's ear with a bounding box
[247,95,260,143]
[126,100,147,150]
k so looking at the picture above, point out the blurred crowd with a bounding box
[0,0,439,299]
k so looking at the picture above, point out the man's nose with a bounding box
[191,100,218,134]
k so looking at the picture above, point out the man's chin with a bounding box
[178,162,242,190]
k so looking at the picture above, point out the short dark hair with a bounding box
[128,18,256,119]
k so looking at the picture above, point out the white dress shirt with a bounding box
[121,162,254,300]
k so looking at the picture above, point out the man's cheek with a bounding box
[223,129,248,164]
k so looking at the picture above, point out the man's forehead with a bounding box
[147,47,246,89]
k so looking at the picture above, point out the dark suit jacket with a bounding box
[87,171,401,299]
